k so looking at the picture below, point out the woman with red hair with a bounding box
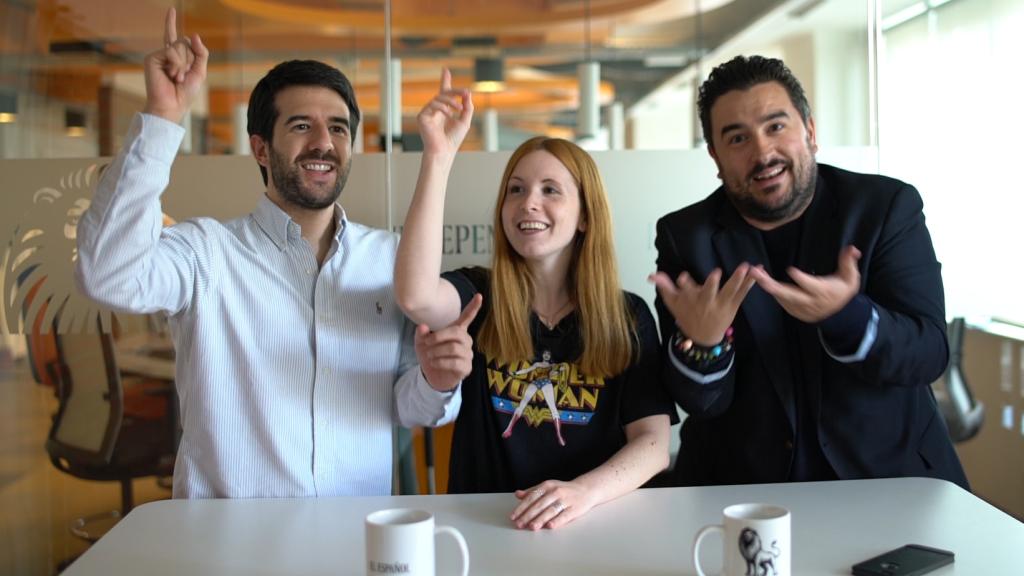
[395,70,676,530]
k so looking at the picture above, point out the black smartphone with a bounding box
[851,544,954,576]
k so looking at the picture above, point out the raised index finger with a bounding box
[164,7,178,46]
[440,67,452,92]
[455,293,483,329]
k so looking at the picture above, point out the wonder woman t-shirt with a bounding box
[442,266,678,493]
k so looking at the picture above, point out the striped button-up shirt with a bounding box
[76,113,459,498]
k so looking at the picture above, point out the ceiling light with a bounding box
[473,58,506,93]
[0,91,16,123]
[644,55,687,68]
[65,109,87,137]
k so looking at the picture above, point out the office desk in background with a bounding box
[62,478,1021,575]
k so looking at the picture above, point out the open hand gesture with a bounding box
[650,263,755,345]
[143,8,208,123]
[415,294,483,392]
[416,68,474,158]
[750,245,861,323]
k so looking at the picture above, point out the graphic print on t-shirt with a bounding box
[489,349,606,447]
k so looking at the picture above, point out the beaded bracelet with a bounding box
[672,326,734,365]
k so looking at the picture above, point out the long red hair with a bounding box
[478,137,635,377]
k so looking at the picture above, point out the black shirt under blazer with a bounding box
[655,163,968,489]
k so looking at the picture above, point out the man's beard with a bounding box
[725,147,817,225]
[269,147,351,210]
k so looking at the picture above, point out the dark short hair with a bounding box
[247,60,361,185]
[697,55,811,147]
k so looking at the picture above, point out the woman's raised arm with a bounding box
[394,68,475,329]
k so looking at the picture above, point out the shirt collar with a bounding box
[253,195,348,251]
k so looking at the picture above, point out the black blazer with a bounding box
[655,163,968,489]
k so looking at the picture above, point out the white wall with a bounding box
[812,29,870,147]
[627,83,696,150]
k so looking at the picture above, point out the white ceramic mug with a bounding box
[692,503,791,576]
[365,508,469,576]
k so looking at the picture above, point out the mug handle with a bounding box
[435,525,469,576]
[692,524,725,576]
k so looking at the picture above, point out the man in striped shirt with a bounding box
[75,8,477,498]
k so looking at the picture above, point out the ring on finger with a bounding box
[551,499,566,514]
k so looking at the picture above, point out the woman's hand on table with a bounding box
[511,479,600,530]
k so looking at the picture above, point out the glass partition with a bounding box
[0,0,881,161]
[0,0,389,158]
[5,0,1022,558]
[0,0,891,350]
[27,0,1024,572]
[878,0,1024,326]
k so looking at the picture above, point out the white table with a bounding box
[63,478,1021,575]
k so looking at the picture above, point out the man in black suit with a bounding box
[651,55,968,489]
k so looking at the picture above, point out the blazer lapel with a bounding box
[795,176,837,279]
[794,176,838,416]
[712,200,796,431]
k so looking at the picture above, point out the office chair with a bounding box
[394,427,438,495]
[20,270,60,390]
[933,317,985,443]
[45,319,176,542]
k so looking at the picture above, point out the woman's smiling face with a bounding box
[500,150,584,267]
